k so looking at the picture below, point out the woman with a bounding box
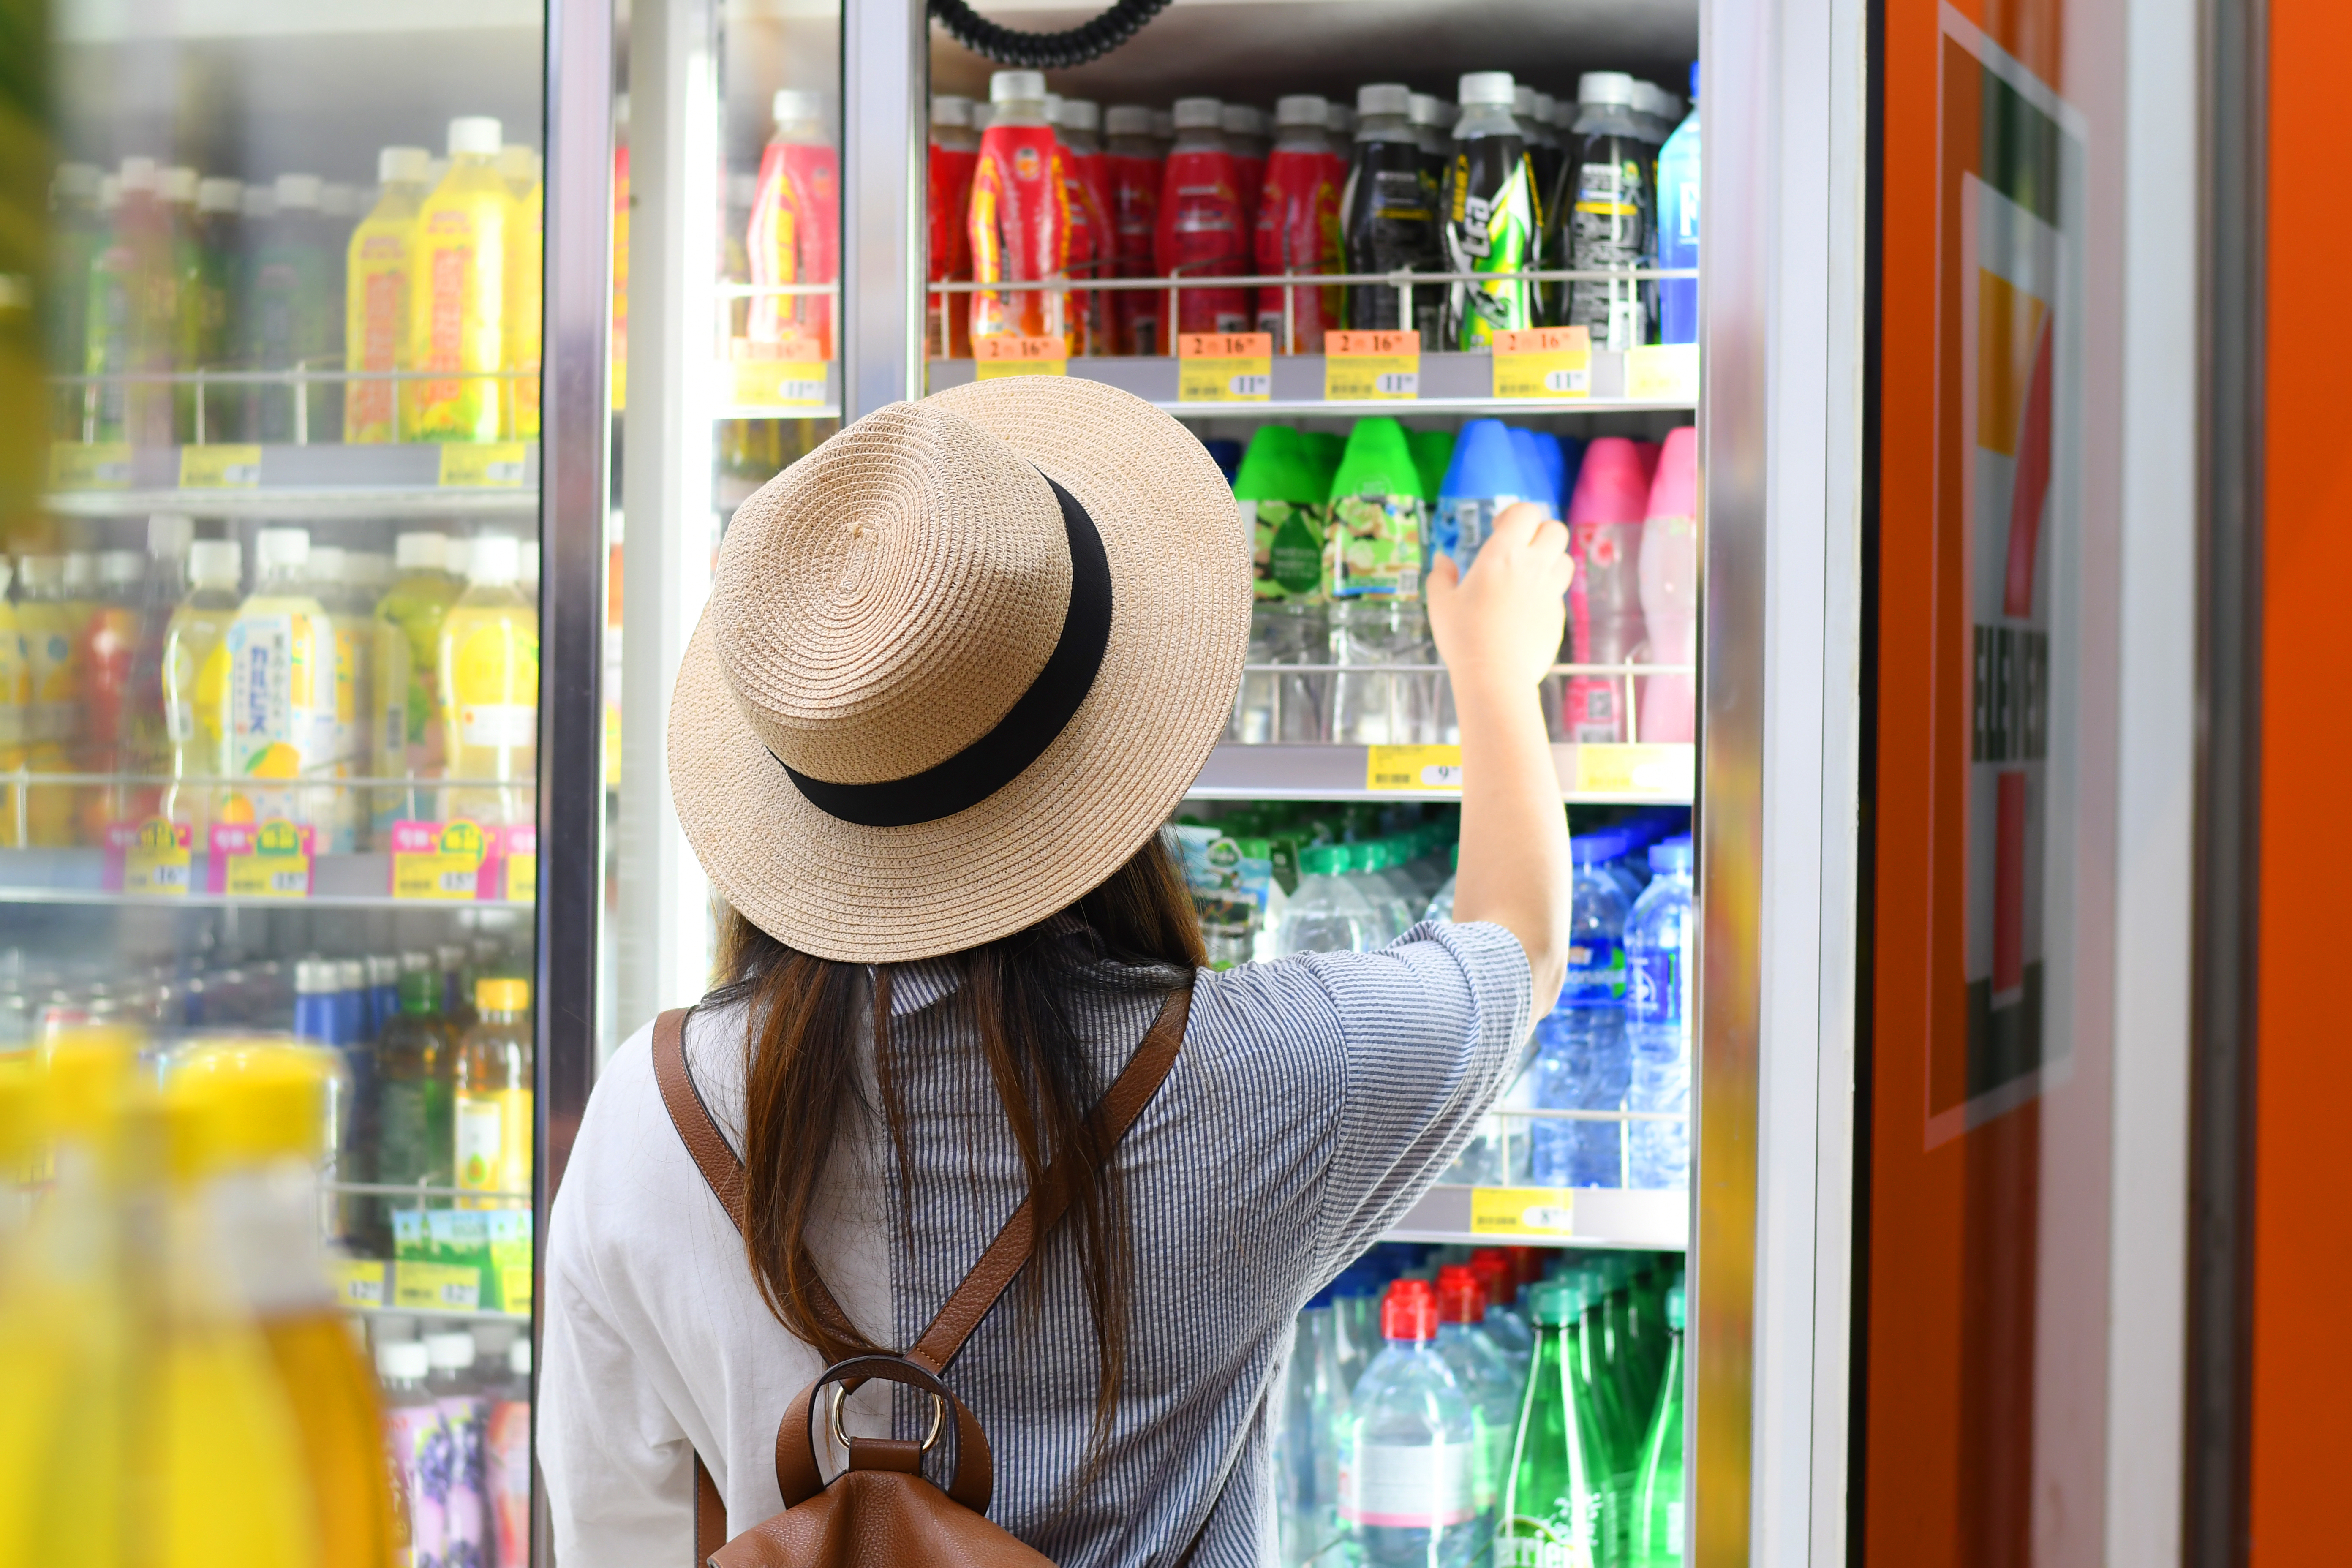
[542,376,1571,1567]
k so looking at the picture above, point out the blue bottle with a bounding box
[1524,430,1577,520]
[1626,837,1694,1188]
[1656,63,1701,345]
[1508,427,1557,518]
[1534,834,1632,1187]
[1434,418,1536,571]
[1203,436,1244,482]
[367,953,401,1041]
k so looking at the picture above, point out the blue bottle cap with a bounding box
[1569,829,1628,866]
[1650,838,1693,874]
[1437,417,1534,503]
[1527,431,1568,515]
[1688,60,1700,98]
[1507,427,1555,517]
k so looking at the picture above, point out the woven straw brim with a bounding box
[667,376,1251,962]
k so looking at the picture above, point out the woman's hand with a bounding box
[1426,501,1574,702]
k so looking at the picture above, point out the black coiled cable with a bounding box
[927,0,1175,70]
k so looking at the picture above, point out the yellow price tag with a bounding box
[505,851,537,904]
[112,817,192,896]
[331,1259,389,1310]
[393,1260,483,1312]
[1573,743,1695,797]
[438,442,530,487]
[1625,343,1700,403]
[49,442,133,490]
[216,817,314,898]
[177,444,262,488]
[1469,1186,1579,1237]
[1177,332,1273,402]
[1492,325,1593,400]
[1366,744,1464,793]
[390,818,489,900]
[1324,329,1420,400]
[972,334,1068,379]
[725,354,828,407]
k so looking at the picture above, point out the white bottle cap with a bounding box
[931,94,973,128]
[520,541,540,589]
[158,166,199,203]
[255,527,311,573]
[1356,83,1411,118]
[448,116,504,157]
[1578,71,1639,109]
[378,1339,431,1380]
[1459,72,1517,107]
[425,1329,477,1370]
[242,185,277,220]
[196,177,242,214]
[117,156,157,193]
[1407,93,1441,128]
[1218,103,1252,136]
[1150,109,1174,139]
[498,145,541,185]
[1043,93,1063,122]
[62,553,95,593]
[1277,95,1330,128]
[335,957,366,991]
[1056,98,1100,132]
[1104,105,1154,137]
[320,182,359,218]
[467,533,520,585]
[471,1320,518,1358]
[509,1339,532,1376]
[1326,105,1357,136]
[1171,97,1223,130]
[99,550,142,589]
[989,71,1047,106]
[380,146,432,184]
[1632,81,1671,119]
[446,537,471,579]
[147,513,194,557]
[1514,85,1539,118]
[17,555,60,592]
[772,88,823,125]
[188,540,242,588]
[395,531,450,572]
[309,545,347,583]
[274,173,321,210]
[1534,91,1559,126]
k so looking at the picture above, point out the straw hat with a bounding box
[668,376,1250,962]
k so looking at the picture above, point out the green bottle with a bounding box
[1499,1279,1611,1567]
[1325,415,1426,602]
[1234,425,1328,604]
[1407,427,1456,506]
[1629,1280,1687,1565]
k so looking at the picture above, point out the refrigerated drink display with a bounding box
[1341,84,1441,339]
[1157,98,1251,336]
[928,95,982,358]
[1560,73,1654,351]
[1442,73,1541,350]
[1655,67,1700,347]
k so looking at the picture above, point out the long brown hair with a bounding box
[705,830,1205,1434]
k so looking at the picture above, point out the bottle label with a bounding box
[227,611,327,773]
[1325,494,1425,600]
[1497,1527,1595,1568]
[441,1394,488,1558]
[453,620,540,746]
[487,1399,534,1568]
[1341,1439,1476,1527]
[455,1087,531,1195]
[1242,499,1330,601]
[387,1403,449,1567]
[1559,936,1625,1006]
[1627,950,1683,1026]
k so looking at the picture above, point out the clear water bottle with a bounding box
[1565,835,1632,1186]
[1466,1249,1535,1369]
[1276,1289,1353,1566]
[1423,843,1460,923]
[1626,837,1693,1189]
[1367,839,1426,938]
[1277,843,1382,954]
[1342,1281,1484,1568]
[1434,1266,1522,1556]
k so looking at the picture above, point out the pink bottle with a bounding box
[1155,97,1251,336]
[1638,426,1700,743]
[747,90,840,358]
[1563,437,1651,743]
[1253,95,1342,351]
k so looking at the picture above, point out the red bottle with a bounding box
[1253,95,1343,352]
[1056,98,1113,357]
[747,89,839,359]
[1103,104,1164,354]
[1222,103,1268,235]
[926,94,980,359]
[968,70,1070,343]
[1154,97,1250,337]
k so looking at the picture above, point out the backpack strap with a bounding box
[692,1454,725,1568]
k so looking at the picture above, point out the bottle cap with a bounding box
[98,550,141,590]
[471,1322,517,1360]
[16,555,60,592]
[395,531,450,572]
[1041,93,1063,122]
[1647,425,1698,520]
[53,162,101,201]
[1407,93,1441,128]
[510,1338,532,1375]
[320,182,359,218]
[1632,81,1671,122]
[158,166,198,203]
[1356,82,1411,118]
[1380,1279,1441,1341]
[1571,829,1628,866]
[1218,103,1255,136]
[466,532,521,585]
[1150,109,1174,139]
[521,541,540,589]
[1458,71,1516,107]
[1436,1264,1488,1324]
[1276,95,1329,128]
[380,145,432,184]
[398,966,441,1015]
[335,958,366,992]
[1578,71,1639,109]
[241,185,276,219]
[1104,104,1154,137]
[449,116,504,156]
[989,71,1048,106]
[1565,436,1650,526]
[498,145,541,185]
[1689,61,1701,100]
[425,1330,478,1370]
[476,977,531,1014]
[1057,98,1100,132]
[379,1339,432,1380]
[147,513,193,558]
[1171,97,1223,130]
[1650,837,1692,874]
[931,94,973,128]
[1514,85,1539,119]
[439,941,470,969]
[1298,842,1345,877]
[772,88,823,125]
[62,553,95,594]
[1535,92,1558,127]
[368,954,403,985]
[254,527,310,574]
[295,956,338,994]
[188,540,241,587]
[117,155,158,193]
[274,173,322,210]
[196,177,243,213]
[1667,1281,1686,1330]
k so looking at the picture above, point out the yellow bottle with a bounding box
[436,533,536,826]
[454,977,532,1205]
[223,529,333,832]
[370,531,461,834]
[498,145,542,441]
[15,556,80,847]
[407,117,510,444]
[304,547,369,853]
[343,146,432,444]
[158,540,241,838]
[0,562,30,848]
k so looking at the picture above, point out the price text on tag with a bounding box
[1367,743,1465,793]
[332,1259,389,1310]
[390,818,489,900]
[394,1260,483,1312]
[49,442,133,490]
[1624,343,1700,403]
[1469,1186,1580,1237]
[178,444,263,489]
[438,441,531,487]
[1176,332,1274,402]
[1572,742,1696,797]
[972,334,1068,380]
[108,818,192,896]
[725,356,828,408]
[1324,329,1421,400]
[209,818,315,898]
[1491,325,1593,400]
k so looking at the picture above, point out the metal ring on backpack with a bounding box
[829,1382,950,1454]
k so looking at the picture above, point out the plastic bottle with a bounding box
[427,1329,490,1565]
[1340,84,1439,340]
[1344,1280,1482,1568]
[1561,436,1652,744]
[378,954,456,1205]
[1349,841,1416,944]
[372,531,460,831]
[1512,428,1567,519]
[156,166,210,440]
[247,173,340,441]
[158,539,241,835]
[1154,97,1250,336]
[1275,842,1380,955]
[1499,1278,1611,1565]
[1434,1265,1519,1548]
[344,147,432,443]
[1560,73,1654,350]
[1326,416,1430,745]
[748,90,839,361]
[1638,426,1699,743]
[1254,95,1342,352]
[1655,68,1700,348]
[118,514,193,816]
[436,533,537,826]
[1442,73,1541,350]
[455,977,532,1203]
[968,72,1070,347]
[1054,98,1113,358]
[1629,1279,1686,1565]
[224,527,333,830]
[379,1338,448,1568]
[1407,428,1456,512]
[16,555,80,846]
[409,117,512,441]
[88,157,176,445]
[1560,834,1635,1187]
[1222,103,1269,234]
[1274,1288,1352,1567]
[0,563,27,841]
[1433,417,1535,574]
[1230,426,1328,744]
[485,1337,534,1568]
[1102,104,1163,354]
[1466,1249,1535,1366]
[46,162,106,408]
[1626,838,1693,1188]
[1423,842,1458,923]
[1407,94,1449,194]
[926,95,982,359]
[71,548,142,835]
[1520,90,1564,221]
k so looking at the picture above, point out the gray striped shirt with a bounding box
[541,919,1532,1568]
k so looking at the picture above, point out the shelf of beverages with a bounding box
[45,441,542,517]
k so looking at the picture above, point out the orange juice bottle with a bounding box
[453,978,531,1206]
[435,534,536,826]
[343,146,432,444]
[406,118,510,443]
[498,145,542,441]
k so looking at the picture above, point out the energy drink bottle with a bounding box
[345,147,432,443]
[1155,98,1251,335]
[1407,94,1449,199]
[499,145,543,438]
[968,71,1070,344]
[926,95,981,358]
[748,90,840,359]
[1442,72,1541,350]
[1517,87,1565,226]
[1558,73,1654,350]
[1253,95,1342,352]
[409,119,512,441]
[1340,84,1440,341]
[1103,105,1162,353]
[1055,98,1113,357]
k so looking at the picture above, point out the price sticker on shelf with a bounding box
[437,441,530,487]
[209,818,314,898]
[106,818,192,896]
[1625,343,1701,403]
[177,444,262,489]
[1573,742,1695,797]
[498,824,538,904]
[1491,325,1593,400]
[1470,1186,1579,1237]
[49,441,133,490]
[1177,332,1273,402]
[972,334,1068,379]
[1366,744,1465,793]
[393,1260,483,1312]
[390,818,489,900]
[332,1259,389,1311]
[1323,329,1420,400]
[725,338,829,408]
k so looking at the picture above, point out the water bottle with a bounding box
[1424,843,1459,922]
[1466,1249,1535,1368]
[1276,1290,1353,1565]
[1277,843,1382,955]
[1567,836,1631,1186]
[1626,837,1693,1189]
[1434,1266,1523,1556]
[1368,838,1427,937]
[1342,1281,1484,1568]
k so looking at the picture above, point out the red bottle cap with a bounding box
[1381,1279,1441,1341]
[1469,1250,1517,1306]
[1435,1264,1487,1325]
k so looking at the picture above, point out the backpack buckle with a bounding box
[828,1380,947,1454]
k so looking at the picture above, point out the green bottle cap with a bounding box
[1666,1282,1686,1330]
[397,967,439,1016]
[1299,843,1347,876]
[1407,428,1456,500]
[1326,416,1418,504]
[1301,429,1344,484]
[1527,1280,1572,1326]
[1234,425,1323,504]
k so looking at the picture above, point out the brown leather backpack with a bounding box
[651,983,1192,1568]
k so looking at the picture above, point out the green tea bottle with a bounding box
[1325,416,1431,744]
[1233,426,1330,743]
